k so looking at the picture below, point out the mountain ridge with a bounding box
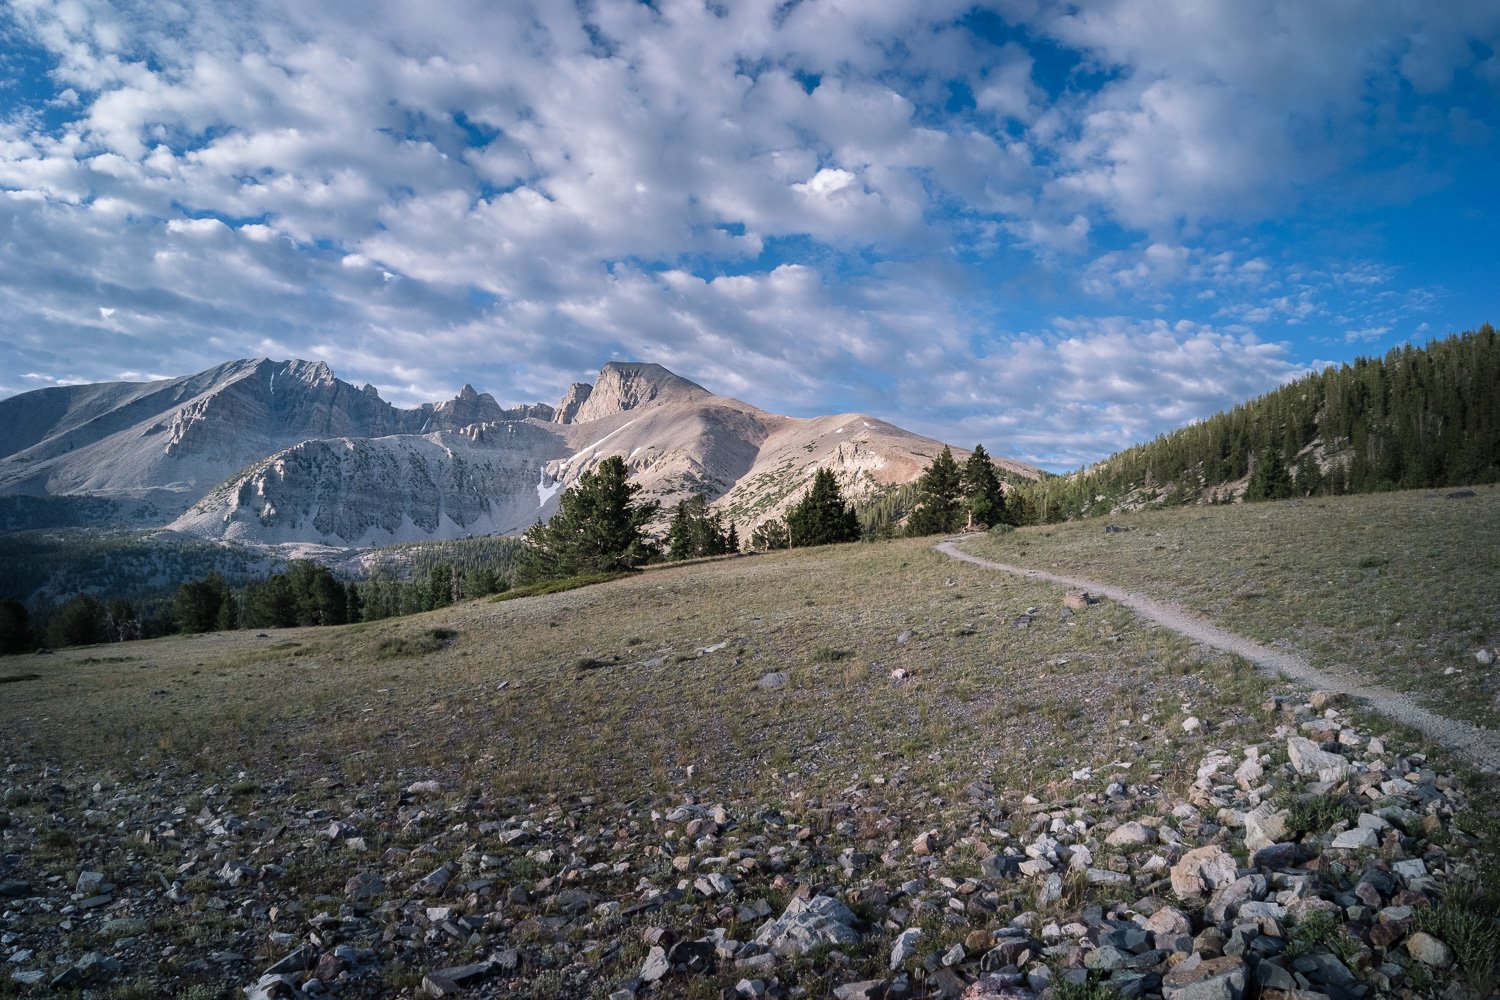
[0,357,1039,545]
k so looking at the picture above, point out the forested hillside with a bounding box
[1009,325,1500,522]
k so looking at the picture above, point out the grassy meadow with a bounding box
[969,484,1500,732]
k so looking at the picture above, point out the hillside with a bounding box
[1011,326,1500,522]
[0,489,1495,998]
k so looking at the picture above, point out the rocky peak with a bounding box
[563,362,712,424]
[552,383,593,424]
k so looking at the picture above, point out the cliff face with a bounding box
[171,423,568,545]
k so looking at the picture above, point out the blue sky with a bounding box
[1,1,1496,471]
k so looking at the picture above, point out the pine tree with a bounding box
[47,594,109,648]
[961,444,1009,528]
[750,518,789,550]
[906,446,964,535]
[517,456,660,581]
[726,523,740,553]
[1245,448,1295,502]
[0,599,33,655]
[665,494,730,560]
[785,468,861,547]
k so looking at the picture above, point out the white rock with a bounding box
[1330,827,1378,850]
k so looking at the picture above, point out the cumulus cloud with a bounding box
[0,0,1494,467]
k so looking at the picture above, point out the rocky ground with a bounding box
[3,690,1497,1000]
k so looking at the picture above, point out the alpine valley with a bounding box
[0,358,1038,547]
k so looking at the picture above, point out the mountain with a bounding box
[0,358,1039,546]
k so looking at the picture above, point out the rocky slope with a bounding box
[0,359,550,530]
[0,684,1491,999]
[1,359,1037,545]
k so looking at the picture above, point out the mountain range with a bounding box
[0,358,1038,547]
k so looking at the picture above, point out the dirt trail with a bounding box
[936,539,1500,773]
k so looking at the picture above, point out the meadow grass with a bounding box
[969,485,1500,729]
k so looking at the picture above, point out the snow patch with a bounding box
[564,418,638,466]
[536,465,563,509]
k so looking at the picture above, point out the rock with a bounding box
[758,672,789,691]
[263,944,316,975]
[1477,648,1495,666]
[1406,931,1454,968]
[344,871,385,904]
[962,975,1037,998]
[1308,691,1344,710]
[695,873,735,897]
[1170,845,1239,902]
[1162,954,1247,1000]
[405,780,442,796]
[1286,738,1349,779]
[412,864,453,894]
[75,870,106,895]
[1063,590,1095,610]
[897,630,915,646]
[1329,827,1377,850]
[754,894,860,957]
[245,973,300,1000]
[1205,874,1266,923]
[1243,803,1289,853]
[913,830,939,855]
[1182,716,1203,734]
[1250,843,1297,869]
[0,880,30,898]
[834,981,888,1000]
[640,946,671,982]
[890,927,923,970]
[1106,821,1158,847]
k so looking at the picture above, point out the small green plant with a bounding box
[1052,971,1123,1000]
[0,673,41,684]
[373,627,458,658]
[811,646,854,663]
[1283,908,1362,965]
[1414,901,1499,995]
[1284,793,1361,835]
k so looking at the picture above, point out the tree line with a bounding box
[1004,325,1500,522]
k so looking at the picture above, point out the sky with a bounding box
[1,1,1497,471]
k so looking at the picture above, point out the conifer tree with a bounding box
[666,494,731,560]
[961,444,1009,528]
[1245,447,1295,502]
[785,468,861,546]
[518,456,660,581]
[906,446,964,535]
[750,518,789,550]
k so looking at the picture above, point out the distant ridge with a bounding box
[0,358,1040,545]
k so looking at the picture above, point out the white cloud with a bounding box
[0,0,1493,469]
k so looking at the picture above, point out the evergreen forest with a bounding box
[1005,326,1500,522]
